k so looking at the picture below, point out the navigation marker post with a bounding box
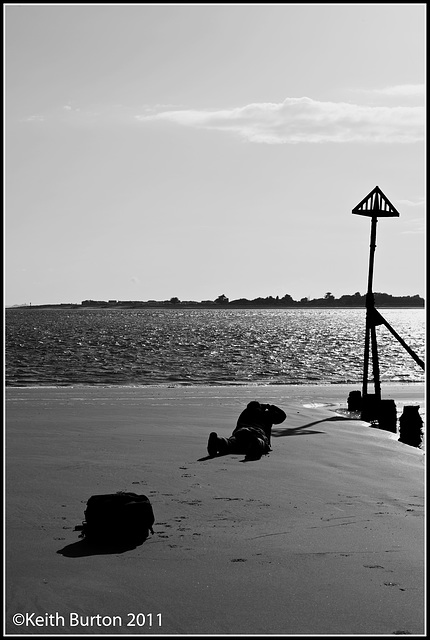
[352,186,399,405]
[350,186,424,433]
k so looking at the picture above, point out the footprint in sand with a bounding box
[384,581,406,591]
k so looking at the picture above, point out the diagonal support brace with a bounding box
[371,308,425,370]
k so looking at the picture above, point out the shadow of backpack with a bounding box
[75,492,155,547]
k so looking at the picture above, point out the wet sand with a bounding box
[5,383,425,635]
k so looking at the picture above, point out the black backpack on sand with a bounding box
[76,492,155,546]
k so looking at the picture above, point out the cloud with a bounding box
[136,97,424,144]
[395,198,425,207]
[23,115,45,122]
[19,94,424,144]
[400,217,425,235]
[371,84,424,97]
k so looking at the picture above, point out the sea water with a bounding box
[5,307,425,388]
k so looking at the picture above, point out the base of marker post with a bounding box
[361,394,379,423]
[377,399,397,433]
[361,396,397,433]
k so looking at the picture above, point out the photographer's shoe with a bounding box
[207,432,219,457]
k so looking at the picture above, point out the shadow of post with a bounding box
[272,415,353,438]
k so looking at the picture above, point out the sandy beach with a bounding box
[5,383,425,635]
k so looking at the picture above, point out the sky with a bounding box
[4,3,425,306]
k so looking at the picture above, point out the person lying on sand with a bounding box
[207,401,286,459]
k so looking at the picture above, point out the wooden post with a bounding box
[370,323,381,401]
[362,316,370,398]
[363,216,381,401]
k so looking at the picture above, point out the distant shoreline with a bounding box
[7,291,424,311]
[7,303,425,310]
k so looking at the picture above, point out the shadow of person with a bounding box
[197,452,229,461]
[241,452,265,463]
[57,534,149,557]
[199,452,265,463]
[199,444,268,462]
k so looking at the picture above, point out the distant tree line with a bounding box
[80,292,424,308]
